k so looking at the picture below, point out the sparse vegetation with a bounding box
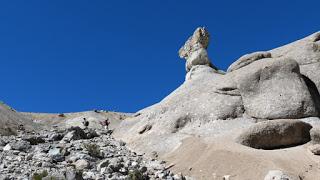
[128,169,145,180]
[32,170,48,180]
[83,143,102,158]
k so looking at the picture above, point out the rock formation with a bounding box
[2,28,320,179]
[235,119,312,149]
[113,28,320,179]
[178,27,217,72]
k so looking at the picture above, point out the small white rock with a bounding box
[3,144,11,151]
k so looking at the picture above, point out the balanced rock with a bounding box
[179,27,210,59]
[236,119,312,149]
[179,27,216,72]
[233,57,319,119]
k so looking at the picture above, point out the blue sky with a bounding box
[0,0,319,113]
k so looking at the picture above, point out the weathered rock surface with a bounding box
[300,62,320,94]
[227,51,271,72]
[179,27,210,59]
[232,57,319,119]
[179,27,216,72]
[270,31,320,65]
[236,119,312,149]
[310,126,320,144]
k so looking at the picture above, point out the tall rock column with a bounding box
[178,27,217,72]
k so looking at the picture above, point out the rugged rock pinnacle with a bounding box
[178,27,216,72]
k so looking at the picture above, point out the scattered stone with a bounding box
[264,170,299,180]
[3,144,12,151]
[236,119,312,149]
[310,126,320,144]
[0,128,186,179]
[10,141,31,152]
[63,126,87,141]
[223,175,231,180]
[85,129,99,139]
[308,144,320,155]
[23,135,45,145]
[74,159,90,170]
[48,133,64,142]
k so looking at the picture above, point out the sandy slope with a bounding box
[164,136,320,180]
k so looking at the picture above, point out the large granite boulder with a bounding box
[235,119,312,149]
[227,31,320,94]
[270,31,320,95]
[232,57,319,119]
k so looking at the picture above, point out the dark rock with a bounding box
[64,126,87,141]
[236,119,312,149]
[48,133,64,142]
[10,141,31,152]
[23,136,45,145]
[85,129,99,139]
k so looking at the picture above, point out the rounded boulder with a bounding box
[235,119,312,149]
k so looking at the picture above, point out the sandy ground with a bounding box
[163,136,320,180]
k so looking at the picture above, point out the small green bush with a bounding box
[32,170,48,180]
[83,143,102,158]
[128,169,145,180]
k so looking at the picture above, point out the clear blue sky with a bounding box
[0,0,319,113]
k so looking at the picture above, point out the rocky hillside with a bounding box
[114,28,320,179]
[0,102,38,135]
[21,110,131,130]
[0,127,188,180]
